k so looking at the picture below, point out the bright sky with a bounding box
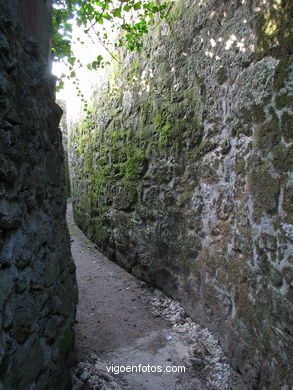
[51,1,166,123]
[52,20,115,123]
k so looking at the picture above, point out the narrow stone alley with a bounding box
[67,202,244,390]
[1,1,292,389]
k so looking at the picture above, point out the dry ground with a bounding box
[67,202,245,390]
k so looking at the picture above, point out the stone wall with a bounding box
[70,0,292,388]
[58,100,71,198]
[0,1,76,389]
[19,0,52,61]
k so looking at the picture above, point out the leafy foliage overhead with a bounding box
[52,0,167,65]
[51,0,168,120]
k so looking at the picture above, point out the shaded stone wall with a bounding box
[58,100,71,198]
[70,0,292,388]
[19,0,52,61]
[0,1,76,389]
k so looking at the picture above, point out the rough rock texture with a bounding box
[58,99,71,198]
[0,2,77,389]
[70,1,293,389]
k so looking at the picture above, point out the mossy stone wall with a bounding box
[70,1,293,388]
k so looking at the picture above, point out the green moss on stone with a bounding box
[115,180,138,210]
[280,111,293,142]
[255,2,293,57]
[178,190,193,206]
[272,144,293,172]
[166,0,184,22]
[92,218,109,250]
[247,164,279,218]
[190,138,216,160]
[273,56,293,91]
[125,58,140,82]
[235,159,246,176]
[255,109,280,151]
[123,149,147,180]
[275,93,293,110]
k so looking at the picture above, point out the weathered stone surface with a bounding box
[0,2,77,389]
[58,99,72,198]
[70,0,292,389]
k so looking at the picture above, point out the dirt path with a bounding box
[67,202,244,390]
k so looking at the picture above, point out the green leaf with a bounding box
[133,2,141,11]
[68,56,76,65]
[113,7,122,18]
[123,5,131,12]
